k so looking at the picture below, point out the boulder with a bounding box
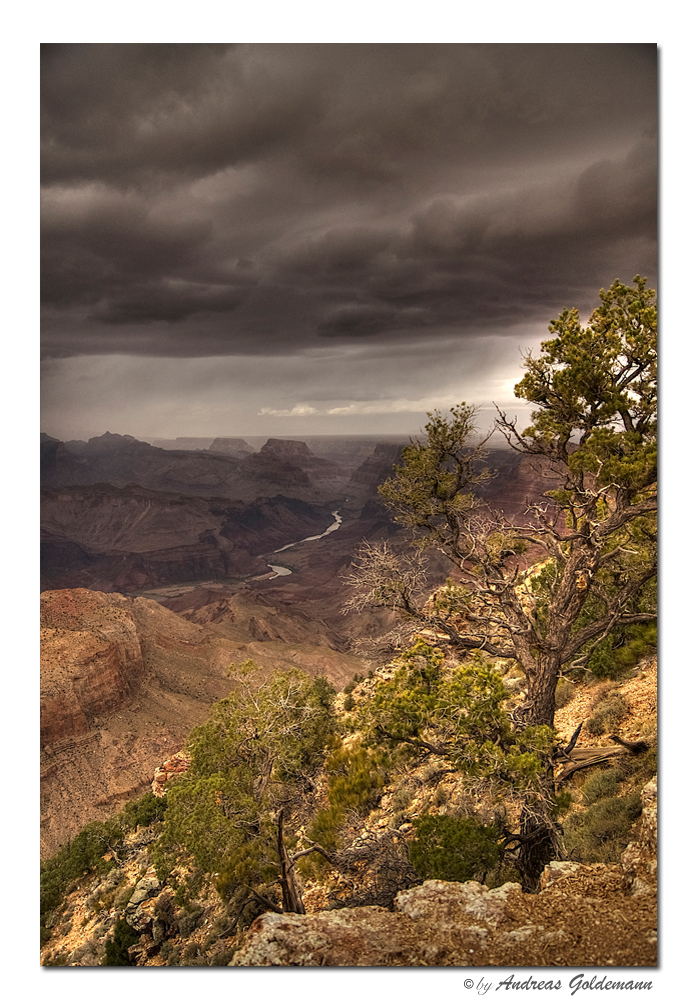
[621,776,657,896]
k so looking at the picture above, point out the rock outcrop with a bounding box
[231,779,658,968]
[40,588,369,857]
[207,437,254,456]
[151,751,191,796]
[621,776,658,896]
[42,432,346,504]
[41,590,144,746]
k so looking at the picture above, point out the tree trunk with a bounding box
[276,808,306,914]
[526,654,562,729]
[517,786,564,893]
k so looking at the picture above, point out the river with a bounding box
[266,510,342,578]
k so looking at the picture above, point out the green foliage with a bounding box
[153,668,337,899]
[40,819,125,927]
[120,792,168,831]
[408,814,500,882]
[562,741,655,864]
[586,622,657,680]
[580,766,626,805]
[529,560,656,684]
[359,641,554,795]
[357,278,657,747]
[378,402,491,554]
[562,793,642,864]
[586,690,629,737]
[40,790,168,931]
[305,742,387,858]
[550,790,573,816]
[515,276,656,489]
[102,917,140,966]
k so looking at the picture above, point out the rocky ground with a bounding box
[39,774,657,968]
[40,653,657,968]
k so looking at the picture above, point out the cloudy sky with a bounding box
[40,43,657,441]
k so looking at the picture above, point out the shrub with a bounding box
[176,906,204,939]
[580,766,625,805]
[306,744,387,853]
[114,884,135,911]
[154,670,337,901]
[586,622,657,680]
[102,917,140,966]
[120,792,168,831]
[586,691,628,736]
[408,814,500,883]
[154,890,176,927]
[40,791,167,931]
[210,948,234,967]
[562,793,642,863]
[391,783,415,813]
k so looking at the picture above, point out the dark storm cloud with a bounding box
[41,43,656,359]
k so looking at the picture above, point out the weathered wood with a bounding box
[277,807,306,915]
[609,734,650,754]
[556,754,618,781]
[564,722,584,755]
[557,745,626,762]
[554,742,631,782]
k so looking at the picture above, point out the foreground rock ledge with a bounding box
[232,778,657,968]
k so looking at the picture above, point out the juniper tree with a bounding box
[345,276,657,887]
[153,668,337,917]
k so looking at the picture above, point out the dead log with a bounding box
[608,734,650,754]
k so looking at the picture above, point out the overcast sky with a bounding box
[40,43,657,441]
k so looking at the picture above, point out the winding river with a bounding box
[266,510,342,578]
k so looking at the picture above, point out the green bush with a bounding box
[563,793,642,863]
[408,814,500,883]
[154,670,337,900]
[40,790,168,931]
[580,766,625,805]
[102,917,140,966]
[120,792,168,831]
[586,622,656,680]
[586,691,629,736]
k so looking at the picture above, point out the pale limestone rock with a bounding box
[232,906,422,967]
[621,776,657,896]
[394,879,519,925]
[125,870,161,931]
[540,861,583,889]
[231,880,518,966]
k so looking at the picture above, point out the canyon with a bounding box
[40,431,560,857]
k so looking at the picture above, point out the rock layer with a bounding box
[40,588,369,856]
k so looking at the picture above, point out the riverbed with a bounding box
[266,511,342,578]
